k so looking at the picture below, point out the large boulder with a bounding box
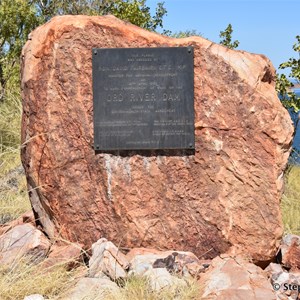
[21,15,293,263]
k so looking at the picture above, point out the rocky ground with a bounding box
[1,214,300,300]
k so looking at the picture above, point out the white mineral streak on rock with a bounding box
[103,154,112,200]
[143,157,151,172]
[123,157,131,179]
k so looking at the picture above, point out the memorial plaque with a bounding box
[92,47,194,150]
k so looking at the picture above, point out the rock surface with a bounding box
[41,241,83,270]
[127,247,209,278]
[265,262,300,300]
[0,223,50,265]
[279,234,300,270]
[89,238,129,279]
[198,255,276,299]
[21,15,293,263]
[0,211,35,236]
[59,277,119,300]
[143,267,186,291]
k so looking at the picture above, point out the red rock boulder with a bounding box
[21,15,293,264]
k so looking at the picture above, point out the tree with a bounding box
[219,23,239,49]
[35,0,166,31]
[276,35,300,165]
[0,0,40,100]
[103,0,167,31]
[276,35,300,114]
[35,0,106,19]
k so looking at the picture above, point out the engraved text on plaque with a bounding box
[92,47,194,150]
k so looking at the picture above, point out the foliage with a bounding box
[165,29,203,38]
[0,0,40,101]
[0,0,39,58]
[219,23,239,49]
[35,0,167,31]
[276,35,300,114]
[281,165,300,235]
[104,0,167,31]
[280,35,300,81]
[35,0,106,19]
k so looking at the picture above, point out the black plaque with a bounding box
[92,47,194,150]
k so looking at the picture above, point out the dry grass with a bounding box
[69,275,201,300]
[0,256,82,300]
[0,163,31,224]
[0,91,22,161]
[281,165,300,234]
[0,91,31,224]
[106,275,200,300]
[57,276,200,300]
